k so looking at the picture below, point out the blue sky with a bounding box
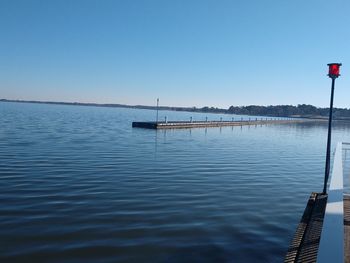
[0,0,349,108]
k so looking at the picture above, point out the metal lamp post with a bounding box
[323,63,342,194]
[156,98,159,123]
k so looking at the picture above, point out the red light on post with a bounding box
[328,63,342,78]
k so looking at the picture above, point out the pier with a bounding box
[285,142,350,263]
[132,119,312,129]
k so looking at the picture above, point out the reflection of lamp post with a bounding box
[323,63,342,194]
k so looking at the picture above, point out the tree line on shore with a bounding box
[187,104,350,119]
[2,99,350,119]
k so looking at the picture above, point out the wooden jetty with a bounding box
[285,193,350,263]
[285,142,350,263]
[132,119,311,129]
[285,192,327,263]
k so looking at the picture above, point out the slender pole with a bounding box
[323,77,336,194]
[156,98,159,123]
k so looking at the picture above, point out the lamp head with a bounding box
[328,63,342,79]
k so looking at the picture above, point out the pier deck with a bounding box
[285,194,349,263]
[285,193,327,263]
[132,119,310,129]
[285,142,350,263]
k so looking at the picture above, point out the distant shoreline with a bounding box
[1,98,349,121]
[0,98,205,113]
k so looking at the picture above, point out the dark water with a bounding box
[1,102,350,262]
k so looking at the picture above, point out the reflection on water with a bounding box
[1,102,350,263]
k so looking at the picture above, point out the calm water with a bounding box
[2,101,350,263]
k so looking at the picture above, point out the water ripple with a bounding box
[2,102,350,262]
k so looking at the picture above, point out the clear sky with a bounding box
[0,0,349,108]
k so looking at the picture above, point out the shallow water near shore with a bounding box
[1,101,350,262]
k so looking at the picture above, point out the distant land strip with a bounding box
[1,98,350,121]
